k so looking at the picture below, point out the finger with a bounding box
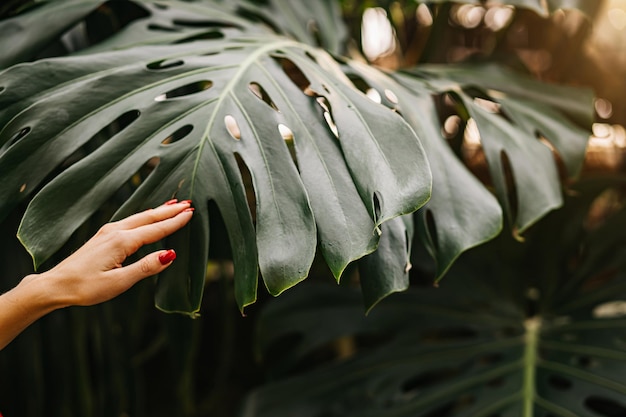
[113,200,191,230]
[108,249,177,287]
[126,208,194,248]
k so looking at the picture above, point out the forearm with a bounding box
[0,273,64,350]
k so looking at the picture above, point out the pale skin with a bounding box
[0,199,194,350]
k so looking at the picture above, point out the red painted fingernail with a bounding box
[183,207,195,213]
[180,199,192,205]
[164,199,178,205]
[159,249,176,265]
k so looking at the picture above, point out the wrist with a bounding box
[17,272,71,313]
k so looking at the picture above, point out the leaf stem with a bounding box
[523,317,541,417]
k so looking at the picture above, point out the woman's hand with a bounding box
[0,199,194,350]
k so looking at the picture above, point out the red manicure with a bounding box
[159,249,177,265]
[180,199,192,205]
[184,207,195,212]
[164,199,178,205]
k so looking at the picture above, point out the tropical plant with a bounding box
[1,0,622,416]
[247,179,626,417]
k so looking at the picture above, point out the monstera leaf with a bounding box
[245,181,626,417]
[338,60,591,280]
[0,28,431,315]
[0,0,594,315]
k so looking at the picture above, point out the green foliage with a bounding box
[0,0,593,313]
[0,0,612,415]
[246,179,626,417]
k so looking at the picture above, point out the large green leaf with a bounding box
[339,60,589,278]
[0,29,430,313]
[245,184,626,416]
[406,64,591,235]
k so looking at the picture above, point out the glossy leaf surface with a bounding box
[0,33,430,313]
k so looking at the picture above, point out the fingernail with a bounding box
[180,199,192,205]
[184,207,195,213]
[159,249,176,265]
[164,199,178,205]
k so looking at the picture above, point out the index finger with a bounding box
[113,200,192,230]
[126,208,194,249]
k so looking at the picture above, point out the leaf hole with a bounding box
[147,23,180,32]
[347,74,372,95]
[274,57,312,95]
[249,82,279,111]
[161,125,194,145]
[152,3,168,9]
[173,31,224,43]
[172,19,241,30]
[236,8,281,34]
[234,153,256,224]
[305,51,317,63]
[575,355,597,369]
[147,59,184,70]
[4,126,31,149]
[373,191,383,224]
[316,97,339,138]
[473,96,501,114]
[129,156,160,187]
[156,80,212,101]
[60,110,140,169]
[279,124,298,168]
[385,89,398,104]
[225,115,241,140]
[425,209,439,250]
[0,86,5,93]
[548,375,572,391]
[536,131,569,180]
[500,150,519,224]
[442,115,462,139]
[366,88,382,104]
[593,301,626,319]
[585,396,626,417]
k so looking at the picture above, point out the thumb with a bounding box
[115,249,177,284]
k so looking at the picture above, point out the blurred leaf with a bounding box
[0,0,99,69]
[245,189,626,416]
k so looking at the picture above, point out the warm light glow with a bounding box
[366,88,382,103]
[416,3,433,26]
[453,4,486,29]
[361,7,396,61]
[609,7,626,30]
[464,118,481,145]
[595,98,614,119]
[484,5,514,31]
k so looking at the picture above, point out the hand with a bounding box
[0,199,194,349]
[40,199,194,307]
